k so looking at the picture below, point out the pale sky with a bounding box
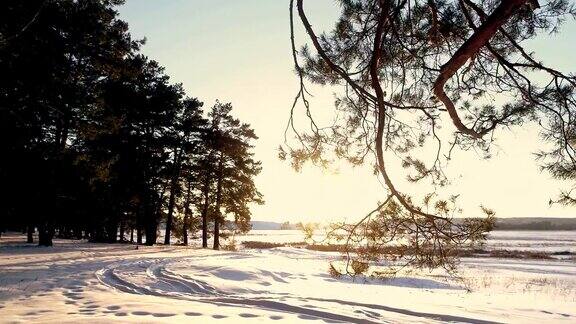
[118,1,576,223]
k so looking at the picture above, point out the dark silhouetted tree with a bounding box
[0,0,140,246]
[1,1,261,250]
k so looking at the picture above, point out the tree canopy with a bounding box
[286,0,576,275]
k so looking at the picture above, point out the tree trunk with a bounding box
[213,155,224,250]
[145,226,156,246]
[213,216,220,250]
[164,180,177,245]
[164,148,183,245]
[27,225,34,243]
[119,221,125,242]
[38,223,53,247]
[145,195,158,246]
[130,228,134,243]
[182,178,193,246]
[136,206,143,244]
[201,173,211,248]
[183,214,189,246]
[106,220,118,243]
[164,186,176,245]
[145,208,158,246]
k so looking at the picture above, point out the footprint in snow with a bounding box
[132,311,150,316]
[239,313,259,318]
[152,313,175,317]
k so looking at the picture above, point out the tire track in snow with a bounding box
[95,258,386,323]
[95,257,501,323]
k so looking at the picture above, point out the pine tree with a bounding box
[207,102,263,250]
[163,98,205,245]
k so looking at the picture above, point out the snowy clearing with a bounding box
[1,233,575,323]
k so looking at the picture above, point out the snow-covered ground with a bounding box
[485,231,576,252]
[1,232,575,323]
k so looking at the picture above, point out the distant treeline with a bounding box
[493,218,576,231]
[0,1,262,247]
